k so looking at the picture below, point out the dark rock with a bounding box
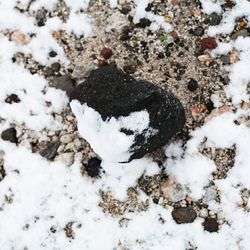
[0,165,6,181]
[231,29,249,40]
[209,13,222,26]
[101,47,113,59]
[206,99,215,113]
[87,157,102,178]
[172,207,197,224]
[120,26,131,41]
[5,94,21,104]
[136,18,151,28]
[39,141,60,160]
[1,128,18,143]
[51,62,61,72]
[44,67,55,77]
[36,8,46,27]
[193,26,205,36]
[120,4,131,15]
[203,218,219,232]
[70,65,186,161]
[49,50,57,58]
[123,61,137,74]
[51,75,75,96]
[187,79,198,92]
[201,37,218,51]
[220,55,230,65]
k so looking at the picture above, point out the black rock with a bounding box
[51,62,61,72]
[1,128,18,143]
[87,157,102,178]
[136,18,151,28]
[120,4,131,15]
[36,8,46,27]
[70,65,186,162]
[172,207,197,224]
[39,141,60,161]
[206,99,215,113]
[5,94,21,104]
[49,50,57,58]
[193,26,205,36]
[203,218,219,232]
[187,79,198,92]
[51,75,75,96]
[209,13,222,26]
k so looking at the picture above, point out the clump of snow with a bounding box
[70,100,150,163]
[200,0,222,14]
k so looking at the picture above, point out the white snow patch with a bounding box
[70,100,150,163]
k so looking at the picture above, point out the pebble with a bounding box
[120,4,131,15]
[49,50,57,58]
[187,79,198,91]
[101,47,113,59]
[209,13,222,26]
[161,179,186,202]
[51,62,61,72]
[206,99,215,113]
[39,141,60,160]
[51,75,75,96]
[87,157,102,178]
[36,8,46,27]
[199,208,209,218]
[172,207,197,224]
[1,128,18,143]
[220,54,230,65]
[136,18,151,28]
[203,218,219,232]
[60,134,74,144]
[203,187,217,203]
[193,26,205,36]
[201,37,218,51]
[43,67,55,77]
[55,152,74,166]
[5,94,21,104]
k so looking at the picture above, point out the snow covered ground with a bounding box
[0,0,250,249]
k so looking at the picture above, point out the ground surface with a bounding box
[0,0,250,249]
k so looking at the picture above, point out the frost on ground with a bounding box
[0,0,250,250]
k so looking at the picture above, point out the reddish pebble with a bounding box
[201,37,218,51]
[101,47,113,59]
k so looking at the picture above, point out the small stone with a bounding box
[55,152,74,166]
[60,134,74,144]
[197,54,214,62]
[193,26,204,36]
[187,79,198,91]
[1,128,18,143]
[205,99,215,113]
[101,47,113,60]
[49,50,57,58]
[199,208,209,218]
[136,18,151,28]
[120,26,131,41]
[172,207,197,224]
[203,187,217,203]
[87,157,102,178]
[51,75,75,96]
[39,141,60,160]
[229,50,238,63]
[123,61,137,74]
[5,94,21,104]
[209,13,222,26]
[220,55,230,65]
[44,67,55,77]
[231,29,249,40]
[36,8,46,27]
[51,62,61,72]
[10,30,27,45]
[120,4,131,15]
[203,218,219,232]
[201,37,218,51]
[161,179,186,202]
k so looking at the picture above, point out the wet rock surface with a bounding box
[70,65,186,161]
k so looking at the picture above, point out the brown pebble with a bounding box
[203,218,219,232]
[101,47,113,59]
[172,207,197,224]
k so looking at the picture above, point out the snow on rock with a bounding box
[70,65,186,162]
[71,100,150,163]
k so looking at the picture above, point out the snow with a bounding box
[70,100,151,163]
[1,0,250,249]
